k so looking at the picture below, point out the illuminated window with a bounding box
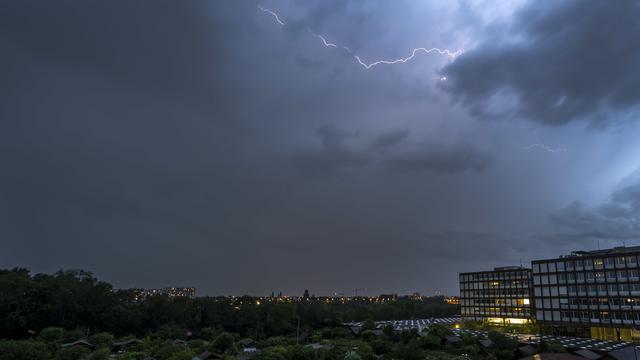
[594,258,604,267]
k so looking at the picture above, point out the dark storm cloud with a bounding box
[388,143,492,174]
[3,0,616,296]
[0,0,270,290]
[369,129,410,150]
[295,55,326,72]
[282,0,350,35]
[551,178,640,241]
[292,125,491,176]
[421,231,526,262]
[0,1,258,99]
[441,0,640,125]
[292,125,369,175]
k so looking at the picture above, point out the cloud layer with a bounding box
[441,0,640,126]
[552,174,640,241]
[2,0,640,295]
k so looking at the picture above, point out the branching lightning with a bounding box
[258,5,462,70]
[354,48,462,69]
[258,6,566,157]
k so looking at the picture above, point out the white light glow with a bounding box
[522,143,567,153]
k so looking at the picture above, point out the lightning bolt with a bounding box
[258,6,284,26]
[258,6,462,70]
[318,35,338,48]
[307,30,338,48]
[522,143,567,153]
[354,48,462,69]
[307,29,340,50]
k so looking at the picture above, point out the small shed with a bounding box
[306,343,334,351]
[114,339,143,352]
[519,353,588,360]
[519,345,539,357]
[607,345,640,360]
[62,339,95,350]
[479,339,495,349]
[443,335,463,346]
[572,349,602,360]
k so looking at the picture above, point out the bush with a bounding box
[212,332,235,353]
[488,331,518,351]
[360,330,376,342]
[0,340,50,360]
[370,339,393,354]
[88,348,110,360]
[344,351,362,360]
[55,346,91,360]
[257,345,288,360]
[166,349,196,360]
[362,320,375,331]
[89,332,114,348]
[38,327,65,344]
[428,324,452,339]
[287,345,317,360]
[199,327,222,341]
[322,327,354,339]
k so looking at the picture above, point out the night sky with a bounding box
[2,1,640,296]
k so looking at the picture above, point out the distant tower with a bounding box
[303,289,310,300]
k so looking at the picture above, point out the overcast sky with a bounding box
[2,0,640,296]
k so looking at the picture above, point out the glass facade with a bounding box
[532,247,640,341]
[460,266,533,324]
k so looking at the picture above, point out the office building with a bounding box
[460,266,533,325]
[532,246,640,341]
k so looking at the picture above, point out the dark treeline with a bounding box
[0,268,458,339]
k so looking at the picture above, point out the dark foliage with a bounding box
[0,268,458,340]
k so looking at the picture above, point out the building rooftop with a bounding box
[343,317,460,331]
[460,266,531,275]
[574,246,640,256]
[555,246,640,259]
[519,354,587,360]
[467,331,632,353]
[494,266,527,271]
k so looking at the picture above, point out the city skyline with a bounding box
[3,1,640,296]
